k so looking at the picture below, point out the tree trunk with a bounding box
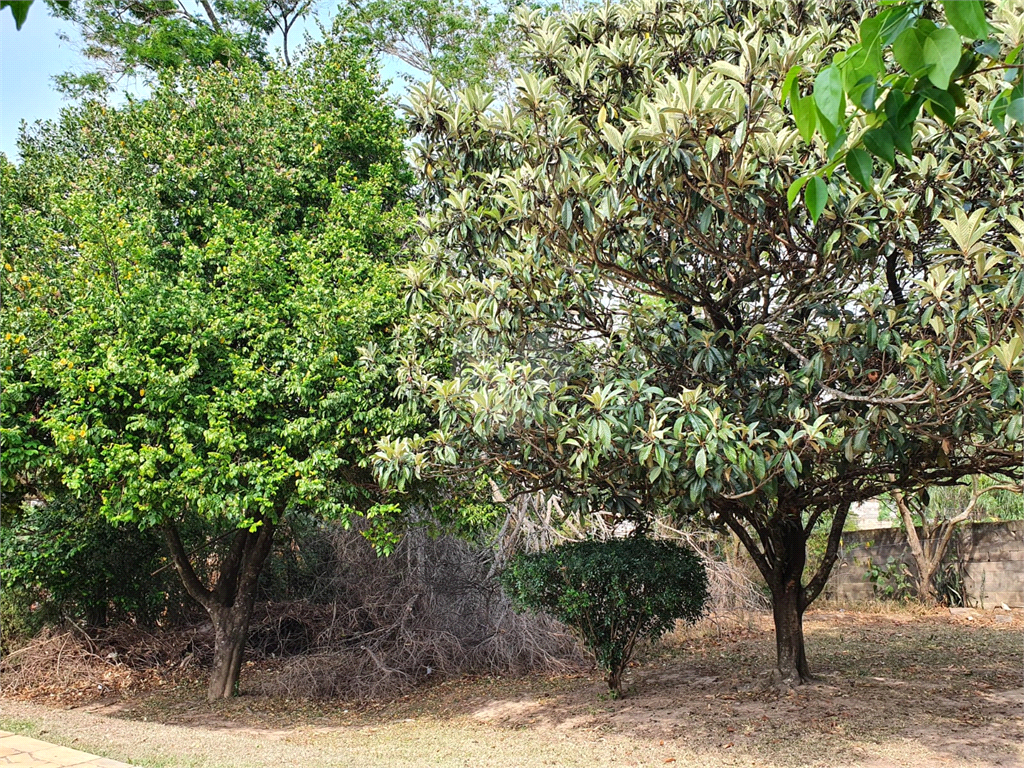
[891,482,1020,605]
[766,513,813,684]
[162,515,277,701]
[606,667,623,698]
[893,488,940,604]
[208,606,252,700]
[917,565,938,604]
[771,578,811,684]
[718,499,850,686]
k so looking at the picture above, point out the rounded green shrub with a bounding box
[501,537,708,697]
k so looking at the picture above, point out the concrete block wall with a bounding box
[830,520,1024,608]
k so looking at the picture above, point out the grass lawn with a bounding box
[2,607,1021,768]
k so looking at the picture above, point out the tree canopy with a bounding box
[786,0,1023,217]
[343,0,522,91]
[1,40,413,698]
[375,0,1023,683]
[34,0,314,95]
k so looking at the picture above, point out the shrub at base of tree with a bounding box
[501,537,709,698]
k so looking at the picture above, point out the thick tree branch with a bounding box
[198,0,222,31]
[801,502,850,610]
[717,503,772,584]
[215,527,251,606]
[163,522,214,609]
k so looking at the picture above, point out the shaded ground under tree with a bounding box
[1,608,1020,768]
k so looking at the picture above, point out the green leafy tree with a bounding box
[1,40,412,699]
[785,0,1023,218]
[376,0,1022,684]
[501,537,708,697]
[1,497,167,629]
[38,0,315,95]
[889,477,1022,603]
[342,0,521,90]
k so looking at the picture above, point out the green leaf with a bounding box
[561,199,573,229]
[602,123,624,153]
[842,44,883,87]
[784,464,799,488]
[1008,83,1024,123]
[975,39,1001,59]
[991,371,1009,402]
[878,5,918,46]
[923,26,963,89]
[941,0,989,41]
[948,82,967,108]
[699,205,714,232]
[787,176,811,209]
[896,92,926,128]
[781,65,803,102]
[1009,98,1024,124]
[860,12,884,47]
[853,428,870,453]
[695,448,707,477]
[791,94,818,142]
[988,91,1009,132]
[893,27,928,76]
[826,129,848,160]
[2,0,31,28]
[884,89,907,124]
[862,127,895,165]
[752,452,766,480]
[805,176,828,223]
[859,80,878,111]
[924,88,957,126]
[813,65,844,128]
[817,104,840,144]
[952,50,978,80]
[891,121,914,158]
[845,148,874,190]
[580,202,595,232]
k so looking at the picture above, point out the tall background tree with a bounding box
[34,0,315,95]
[375,0,1023,685]
[1,38,413,699]
[342,0,520,90]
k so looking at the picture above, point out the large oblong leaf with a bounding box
[862,127,896,165]
[845,148,874,190]
[893,27,928,76]
[924,26,963,89]
[2,0,31,28]
[813,65,844,128]
[805,176,828,223]
[787,176,811,209]
[941,0,989,41]
[791,94,818,142]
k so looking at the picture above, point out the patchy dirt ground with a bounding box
[2,607,1021,768]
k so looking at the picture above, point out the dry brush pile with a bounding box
[1,501,767,704]
[253,523,586,701]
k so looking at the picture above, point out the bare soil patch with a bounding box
[2,608,1021,768]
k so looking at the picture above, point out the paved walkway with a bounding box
[0,731,135,767]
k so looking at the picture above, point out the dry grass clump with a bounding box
[0,523,584,705]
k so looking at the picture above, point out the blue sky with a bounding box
[1,8,85,159]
